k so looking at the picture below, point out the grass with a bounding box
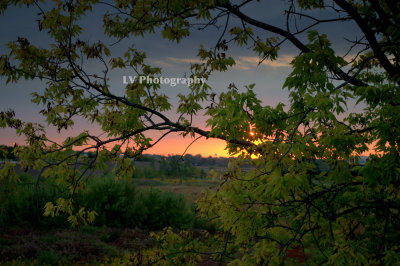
[133,178,218,202]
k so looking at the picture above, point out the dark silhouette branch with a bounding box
[220,2,368,87]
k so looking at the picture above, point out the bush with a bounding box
[134,189,195,230]
[0,174,69,228]
[75,176,139,228]
[76,175,196,229]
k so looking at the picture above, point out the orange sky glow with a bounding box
[0,126,374,158]
[143,137,231,157]
[0,129,232,157]
[1,126,376,158]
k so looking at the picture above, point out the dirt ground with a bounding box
[0,226,153,264]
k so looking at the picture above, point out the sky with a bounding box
[0,0,365,157]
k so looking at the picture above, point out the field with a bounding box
[133,178,219,202]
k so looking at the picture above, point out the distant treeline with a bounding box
[1,146,231,179]
[135,154,230,167]
[132,157,205,179]
[131,154,231,179]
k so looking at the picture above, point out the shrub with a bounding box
[76,175,196,230]
[134,189,195,230]
[0,174,69,228]
[75,175,139,228]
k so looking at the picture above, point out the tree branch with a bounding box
[220,2,368,87]
[334,0,399,83]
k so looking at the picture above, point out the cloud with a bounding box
[235,55,294,69]
[148,57,203,68]
[148,55,294,70]
[147,59,174,68]
[167,57,203,64]
[233,59,251,70]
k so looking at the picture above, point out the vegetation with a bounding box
[0,173,69,228]
[0,173,216,264]
[76,174,196,229]
[1,0,400,264]
[0,173,196,230]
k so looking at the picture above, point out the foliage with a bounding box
[0,145,17,161]
[1,0,400,264]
